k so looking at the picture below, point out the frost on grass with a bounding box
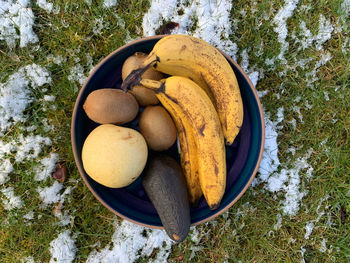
[103,0,117,8]
[272,0,299,64]
[0,0,38,48]
[47,54,66,65]
[67,64,87,86]
[36,0,60,14]
[0,64,51,133]
[142,0,238,60]
[0,64,53,184]
[254,107,284,183]
[0,159,13,185]
[341,0,350,16]
[253,105,314,216]
[15,134,52,162]
[34,153,59,181]
[305,51,332,87]
[87,219,173,263]
[37,181,63,207]
[1,186,24,210]
[93,18,104,35]
[296,15,334,51]
[304,195,329,240]
[49,230,76,263]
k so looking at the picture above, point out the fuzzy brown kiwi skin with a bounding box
[139,106,177,151]
[142,153,191,242]
[83,89,139,124]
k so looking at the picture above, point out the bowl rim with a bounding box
[71,35,265,229]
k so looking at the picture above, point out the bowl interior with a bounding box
[72,36,264,227]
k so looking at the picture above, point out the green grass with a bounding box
[0,0,349,262]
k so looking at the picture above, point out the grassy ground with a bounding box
[0,0,349,262]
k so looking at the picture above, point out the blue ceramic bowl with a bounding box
[71,35,265,228]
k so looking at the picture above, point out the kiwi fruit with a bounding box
[83,88,139,124]
[139,106,177,151]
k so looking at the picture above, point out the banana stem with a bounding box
[121,58,159,92]
[139,79,164,92]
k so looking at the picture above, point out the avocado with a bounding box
[142,153,191,242]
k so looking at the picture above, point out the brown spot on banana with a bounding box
[211,155,219,176]
[199,123,206,136]
[180,45,187,52]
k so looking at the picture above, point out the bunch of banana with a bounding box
[122,35,244,210]
[124,76,226,210]
[141,34,244,145]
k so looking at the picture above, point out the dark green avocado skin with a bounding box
[142,153,190,242]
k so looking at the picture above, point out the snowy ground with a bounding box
[0,0,348,262]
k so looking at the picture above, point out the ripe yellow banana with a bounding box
[159,93,202,206]
[143,34,244,145]
[139,76,226,210]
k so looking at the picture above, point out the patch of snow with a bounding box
[248,71,259,87]
[255,108,284,183]
[319,238,327,253]
[0,64,50,133]
[86,219,173,263]
[287,147,296,156]
[55,209,74,227]
[295,57,313,70]
[21,256,35,263]
[299,246,306,263]
[306,51,332,87]
[42,118,55,132]
[1,186,24,210]
[254,104,313,216]
[49,230,76,263]
[189,245,204,260]
[103,0,117,8]
[0,0,38,48]
[86,54,94,73]
[265,57,276,67]
[341,0,350,16]
[288,118,297,129]
[299,4,311,12]
[315,15,334,50]
[304,195,329,239]
[142,0,238,60]
[37,181,63,207]
[323,91,330,101]
[23,211,35,220]
[272,0,299,64]
[305,100,312,109]
[278,152,312,216]
[67,64,87,86]
[15,134,52,162]
[297,21,313,50]
[25,64,52,87]
[240,49,249,73]
[292,105,304,123]
[274,213,283,230]
[0,159,13,185]
[47,54,66,65]
[114,13,125,29]
[258,90,269,98]
[43,95,56,102]
[36,0,59,14]
[304,222,314,239]
[92,18,104,35]
[34,153,59,181]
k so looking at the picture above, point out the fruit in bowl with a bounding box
[71,34,265,242]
